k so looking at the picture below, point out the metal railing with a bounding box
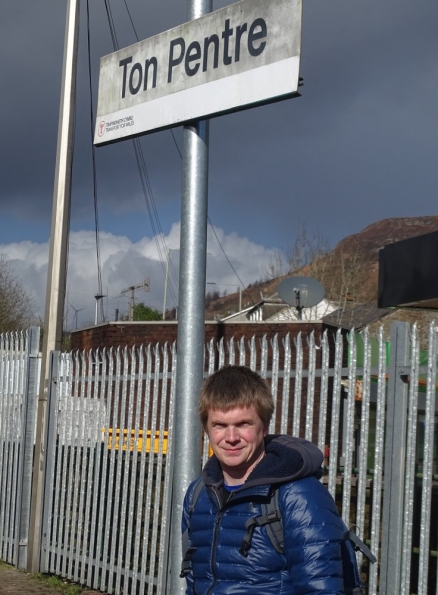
[40,344,177,595]
[0,327,40,569]
[1,322,437,594]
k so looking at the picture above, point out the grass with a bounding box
[0,561,83,595]
[32,573,83,595]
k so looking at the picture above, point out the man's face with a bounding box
[206,405,267,482]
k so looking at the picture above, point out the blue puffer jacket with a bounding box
[182,435,350,595]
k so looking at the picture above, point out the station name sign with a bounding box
[94,0,302,145]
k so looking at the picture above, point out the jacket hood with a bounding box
[203,434,323,489]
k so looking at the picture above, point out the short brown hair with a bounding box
[199,365,274,430]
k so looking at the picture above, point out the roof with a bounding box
[221,294,338,323]
[322,303,392,330]
[220,294,283,322]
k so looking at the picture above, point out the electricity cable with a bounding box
[103,0,179,310]
[122,0,138,38]
[167,115,260,314]
[103,0,119,49]
[124,6,184,165]
[160,94,259,313]
[104,1,275,325]
[206,217,257,310]
[163,71,276,326]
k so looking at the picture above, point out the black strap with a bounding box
[180,544,197,578]
[180,478,204,577]
[189,478,205,513]
[263,489,284,553]
[239,509,282,557]
[345,530,377,564]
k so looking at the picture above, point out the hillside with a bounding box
[205,216,438,320]
[335,216,438,259]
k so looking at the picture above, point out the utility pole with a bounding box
[207,282,242,313]
[27,0,80,573]
[163,249,171,320]
[167,0,212,591]
[121,279,150,321]
[94,294,106,325]
[163,248,179,320]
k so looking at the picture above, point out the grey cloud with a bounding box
[0,0,437,254]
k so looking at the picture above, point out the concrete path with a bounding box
[0,563,101,595]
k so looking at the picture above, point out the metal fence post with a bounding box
[380,321,410,595]
[39,352,60,574]
[14,327,40,570]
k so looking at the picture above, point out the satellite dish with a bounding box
[277,276,325,320]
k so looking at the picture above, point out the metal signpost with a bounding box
[92,0,302,591]
[168,114,210,595]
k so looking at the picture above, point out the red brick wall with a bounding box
[70,320,333,351]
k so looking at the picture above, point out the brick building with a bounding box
[70,319,335,352]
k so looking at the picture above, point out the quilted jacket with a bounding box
[182,435,350,595]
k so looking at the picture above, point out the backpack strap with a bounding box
[239,508,282,557]
[239,489,283,557]
[345,529,377,564]
[188,477,205,514]
[238,490,376,567]
[180,478,205,578]
[263,488,284,554]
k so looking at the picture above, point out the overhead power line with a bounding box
[100,0,269,321]
[101,0,179,307]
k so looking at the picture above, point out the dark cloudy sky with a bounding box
[0,0,437,325]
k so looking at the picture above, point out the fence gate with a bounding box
[0,327,40,569]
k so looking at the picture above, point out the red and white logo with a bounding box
[98,121,105,136]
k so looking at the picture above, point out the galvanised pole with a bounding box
[380,322,410,595]
[15,326,40,570]
[167,0,212,591]
[27,0,80,572]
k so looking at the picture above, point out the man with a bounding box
[181,365,363,595]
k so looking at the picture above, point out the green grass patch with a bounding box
[32,573,83,595]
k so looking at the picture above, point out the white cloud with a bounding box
[0,223,279,330]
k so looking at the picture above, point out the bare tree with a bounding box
[286,226,331,275]
[256,224,377,326]
[281,227,375,305]
[302,237,376,326]
[262,226,332,282]
[264,226,376,324]
[0,255,36,332]
[322,241,373,299]
[262,249,286,281]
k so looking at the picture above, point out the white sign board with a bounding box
[94,0,302,145]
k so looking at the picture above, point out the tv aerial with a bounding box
[121,278,150,321]
[277,276,325,320]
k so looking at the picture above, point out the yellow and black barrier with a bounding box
[104,428,168,454]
